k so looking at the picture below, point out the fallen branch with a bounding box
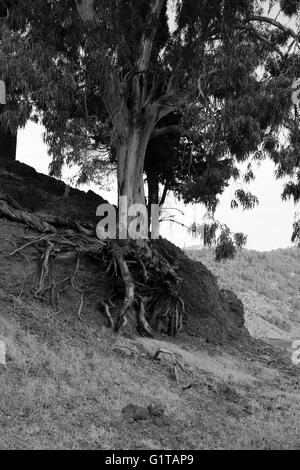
[153,347,192,388]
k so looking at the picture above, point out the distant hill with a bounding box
[184,245,203,251]
[185,248,300,341]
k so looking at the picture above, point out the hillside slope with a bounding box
[0,161,299,449]
[0,160,247,344]
[1,255,299,449]
[186,248,300,342]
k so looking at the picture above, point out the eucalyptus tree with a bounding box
[43,1,300,255]
[2,0,300,211]
[1,0,300,332]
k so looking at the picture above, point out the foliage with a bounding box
[215,234,237,262]
[291,219,300,244]
[0,1,300,256]
[201,220,247,262]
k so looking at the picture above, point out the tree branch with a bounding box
[136,0,167,106]
[137,0,167,73]
[75,0,95,22]
[235,24,284,57]
[247,15,299,39]
[159,179,170,207]
[151,125,187,139]
[155,87,193,122]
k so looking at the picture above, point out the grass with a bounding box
[1,296,300,449]
[0,220,299,449]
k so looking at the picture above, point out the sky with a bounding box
[17,122,297,252]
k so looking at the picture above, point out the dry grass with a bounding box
[0,299,300,450]
[0,220,299,449]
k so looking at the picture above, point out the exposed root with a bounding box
[135,296,153,337]
[35,240,55,298]
[136,255,148,281]
[0,199,95,236]
[1,193,185,337]
[0,200,56,233]
[111,244,135,333]
[100,300,115,329]
[70,255,87,328]
[9,235,51,257]
[99,241,184,336]
[9,233,90,327]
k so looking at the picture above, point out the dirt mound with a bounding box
[156,239,247,343]
[0,160,248,344]
[0,160,107,224]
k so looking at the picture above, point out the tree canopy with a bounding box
[0,0,300,253]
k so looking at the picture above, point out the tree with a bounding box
[4,2,299,211]
[3,0,298,206]
[1,0,300,334]
[32,3,300,236]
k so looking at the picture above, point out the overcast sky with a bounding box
[17,122,297,252]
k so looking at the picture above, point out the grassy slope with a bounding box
[186,248,300,342]
[0,220,300,449]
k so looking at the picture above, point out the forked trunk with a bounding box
[117,126,152,206]
[146,170,159,229]
[147,170,159,207]
[117,124,154,241]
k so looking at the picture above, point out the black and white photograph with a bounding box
[0,0,299,453]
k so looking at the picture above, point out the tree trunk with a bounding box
[0,126,17,162]
[147,171,159,207]
[117,127,151,207]
[116,121,158,242]
[147,170,159,229]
